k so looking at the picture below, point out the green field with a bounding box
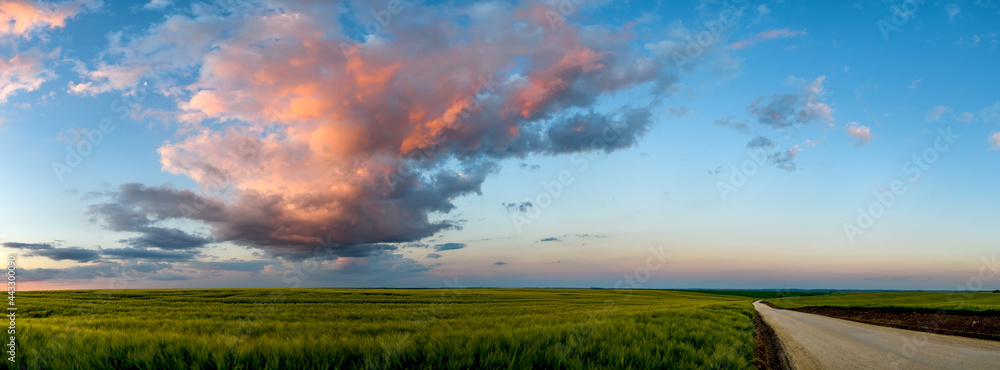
[683,290,831,300]
[767,292,1000,312]
[8,289,759,369]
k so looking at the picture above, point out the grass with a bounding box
[767,292,1000,312]
[8,289,759,369]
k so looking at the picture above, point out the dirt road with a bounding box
[753,301,1000,369]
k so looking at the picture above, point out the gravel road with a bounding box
[753,301,1000,369]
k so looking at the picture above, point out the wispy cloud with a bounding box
[945,4,961,22]
[772,145,801,171]
[925,105,952,122]
[434,243,466,252]
[142,0,172,10]
[728,29,807,50]
[747,76,833,129]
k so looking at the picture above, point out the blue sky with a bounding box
[1,0,999,291]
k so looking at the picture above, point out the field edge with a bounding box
[751,301,791,370]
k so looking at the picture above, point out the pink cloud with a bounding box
[0,48,58,103]
[728,29,807,50]
[990,132,1000,149]
[1,1,98,103]
[82,1,682,256]
[0,0,95,38]
[845,121,872,146]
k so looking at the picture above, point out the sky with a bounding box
[1,0,999,291]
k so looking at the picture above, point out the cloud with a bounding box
[425,253,442,259]
[146,273,189,281]
[118,227,212,250]
[543,107,655,154]
[728,29,807,50]
[183,260,271,273]
[757,4,771,16]
[74,1,688,259]
[502,201,534,213]
[0,0,97,39]
[845,122,872,146]
[494,261,506,266]
[955,112,975,122]
[980,101,1000,124]
[771,145,800,171]
[746,136,776,149]
[519,163,540,170]
[101,247,197,262]
[0,48,58,103]
[667,106,693,118]
[0,0,99,103]
[707,166,722,175]
[2,241,101,262]
[991,132,1000,149]
[19,261,172,282]
[643,19,746,79]
[747,76,833,129]
[143,0,172,10]
[434,243,466,251]
[86,185,215,252]
[328,252,429,275]
[926,105,952,122]
[539,237,560,242]
[945,4,961,21]
[908,79,922,91]
[715,117,751,134]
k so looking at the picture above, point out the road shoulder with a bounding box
[752,300,792,370]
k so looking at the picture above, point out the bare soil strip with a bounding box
[782,306,1000,342]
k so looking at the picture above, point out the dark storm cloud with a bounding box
[119,227,212,250]
[86,184,217,254]
[2,242,101,262]
[19,261,172,281]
